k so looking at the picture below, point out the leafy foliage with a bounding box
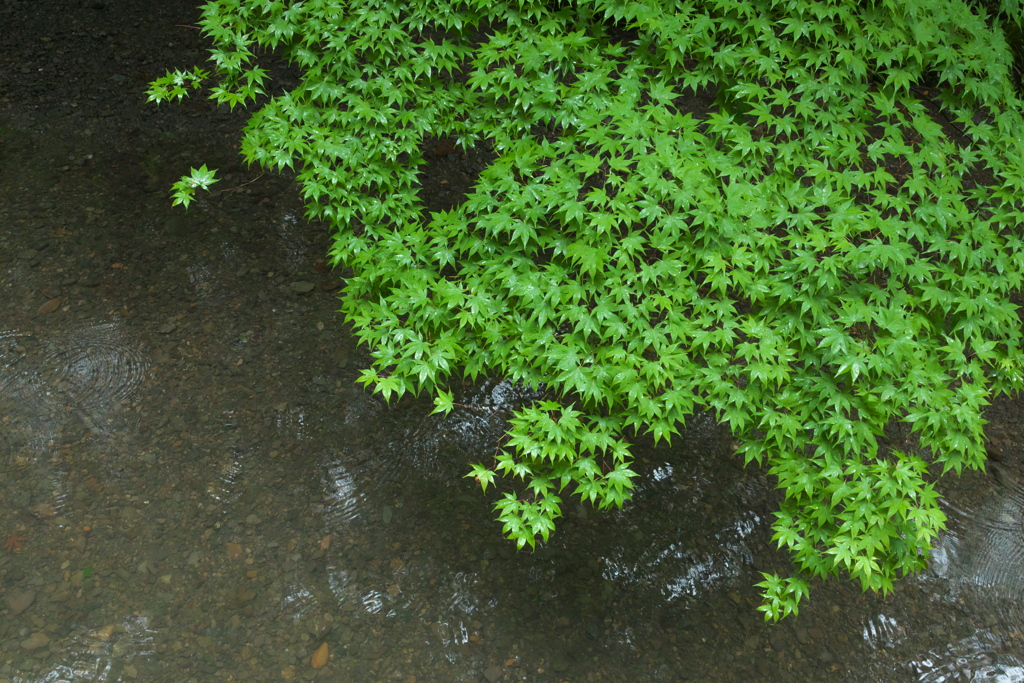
[149,0,1024,619]
[170,163,219,209]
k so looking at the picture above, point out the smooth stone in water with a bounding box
[21,632,49,650]
[483,666,502,683]
[7,590,36,615]
[290,281,315,294]
[37,297,62,315]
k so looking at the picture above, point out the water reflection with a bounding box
[360,589,385,615]
[274,211,309,268]
[324,569,353,609]
[206,449,245,508]
[863,613,907,650]
[12,614,157,683]
[909,630,1024,682]
[349,380,543,482]
[3,312,1021,681]
[939,485,1024,596]
[320,457,363,525]
[280,584,317,620]
[185,261,217,300]
[273,404,313,442]
[603,510,763,602]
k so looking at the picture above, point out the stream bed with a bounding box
[1,1,1024,681]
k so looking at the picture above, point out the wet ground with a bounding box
[2,1,1024,681]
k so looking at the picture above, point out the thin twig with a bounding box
[217,173,265,193]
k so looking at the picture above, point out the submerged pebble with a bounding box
[20,633,49,651]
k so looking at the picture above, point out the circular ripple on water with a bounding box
[0,324,148,461]
[0,330,30,383]
[941,481,1024,596]
[0,330,57,455]
[42,322,149,430]
[926,479,1024,655]
[348,380,543,483]
[0,330,39,398]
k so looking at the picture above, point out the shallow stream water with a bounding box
[2,1,1024,681]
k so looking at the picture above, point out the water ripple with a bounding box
[12,613,157,683]
[207,449,245,508]
[957,487,1024,595]
[320,456,363,526]
[0,321,148,458]
[44,323,149,433]
[347,380,543,482]
[909,630,1024,683]
[603,510,762,602]
[280,584,317,620]
[862,613,907,650]
[931,477,1024,609]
